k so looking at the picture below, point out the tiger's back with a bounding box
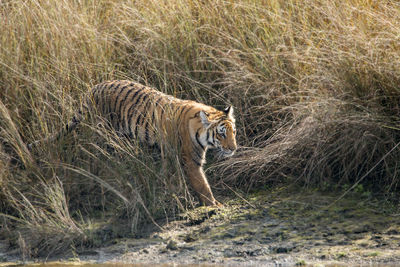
[90,80,201,146]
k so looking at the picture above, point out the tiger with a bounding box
[51,80,237,206]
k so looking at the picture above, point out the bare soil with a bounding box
[2,187,400,266]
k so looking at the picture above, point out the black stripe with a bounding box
[158,96,167,125]
[97,83,106,93]
[115,85,130,113]
[159,104,166,125]
[175,105,183,118]
[141,94,158,142]
[175,105,193,129]
[192,145,203,162]
[189,110,213,120]
[176,105,184,117]
[195,130,205,150]
[94,91,99,106]
[128,89,146,115]
[110,112,115,127]
[101,98,107,115]
[148,95,163,138]
[108,81,118,91]
[144,121,149,143]
[142,94,154,122]
[104,84,114,114]
[152,95,163,120]
[136,95,153,134]
[140,92,149,107]
[173,104,180,115]
[111,83,123,111]
[127,91,146,136]
[110,84,123,126]
[96,84,106,113]
[192,158,202,167]
[118,86,135,110]
[181,105,194,119]
[117,87,135,120]
[99,86,107,113]
[176,105,186,125]
[209,129,215,146]
[124,88,142,115]
[150,102,156,123]
[104,84,116,112]
[133,93,152,137]
[118,87,136,113]
[102,82,109,89]
[139,93,151,123]
[134,112,142,138]
[124,89,143,132]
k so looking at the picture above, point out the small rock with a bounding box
[166,239,178,250]
[273,246,292,253]
[353,225,372,234]
[296,260,306,266]
[151,234,163,239]
[200,226,211,233]
[223,249,237,257]
[375,242,388,247]
[386,229,400,235]
[233,240,245,245]
[371,235,382,240]
[322,232,334,237]
[184,233,198,242]
[180,245,195,251]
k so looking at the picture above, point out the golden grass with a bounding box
[0,0,399,258]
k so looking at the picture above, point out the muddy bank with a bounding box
[2,188,400,266]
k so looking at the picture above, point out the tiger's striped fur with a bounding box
[69,80,237,206]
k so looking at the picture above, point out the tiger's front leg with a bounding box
[182,151,218,206]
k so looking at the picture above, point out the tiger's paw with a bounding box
[202,198,223,207]
[213,200,223,207]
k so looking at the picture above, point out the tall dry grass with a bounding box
[1,0,399,257]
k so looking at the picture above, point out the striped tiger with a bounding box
[60,80,237,206]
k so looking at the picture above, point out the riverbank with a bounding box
[2,187,400,266]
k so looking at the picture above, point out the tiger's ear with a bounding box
[199,110,211,128]
[224,106,234,120]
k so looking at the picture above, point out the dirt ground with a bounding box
[2,187,400,266]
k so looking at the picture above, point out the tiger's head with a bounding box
[199,106,237,157]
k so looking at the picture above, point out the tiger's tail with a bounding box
[27,111,83,151]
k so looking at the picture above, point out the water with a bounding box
[3,264,224,267]
[8,263,400,267]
